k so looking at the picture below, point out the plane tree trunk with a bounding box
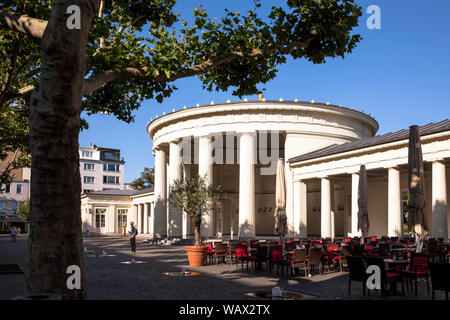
[25,0,99,299]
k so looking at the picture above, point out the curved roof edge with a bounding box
[146,100,379,138]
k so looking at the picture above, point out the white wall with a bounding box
[367,179,388,237]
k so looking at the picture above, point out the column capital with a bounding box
[168,138,183,145]
[431,159,445,164]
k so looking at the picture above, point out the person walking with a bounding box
[128,221,138,254]
[10,226,17,242]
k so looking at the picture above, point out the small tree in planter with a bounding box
[169,174,224,266]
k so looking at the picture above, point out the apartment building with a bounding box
[0,152,31,230]
[79,144,125,193]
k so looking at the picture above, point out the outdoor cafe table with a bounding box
[384,258,409,266]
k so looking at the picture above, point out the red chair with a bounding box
[268,246,283,274]
[204,243,214,264]
[404,253,430,295]
[323,245,340,271]
[236,244,249,269]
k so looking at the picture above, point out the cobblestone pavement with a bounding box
[0,235,446,300]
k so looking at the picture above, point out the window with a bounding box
[5,185,10,193]
[103,163,120,172]
[1,202,6,213]
[81,150,93,158]
[84,163,95,171]
[103,176,119,184]
[95,208,106,228]
[12,201,17,214]
[103,152,117,160]
[16,184,22,194]
[84,176,95,184]
[83,189,94,194]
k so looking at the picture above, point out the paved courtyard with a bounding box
[0,234,446,300]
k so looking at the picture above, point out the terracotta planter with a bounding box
[185,246,208,266]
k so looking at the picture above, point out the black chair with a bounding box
[429,262,450,300]
[339,245,352,271]
[365,256,404,297]
[347,255,368,296]
[244,245,268,271]
[376,243,389,257]
[426,239,439,262]
[352,244,365,256]
[404,252,430,295]
[283,241,296,252]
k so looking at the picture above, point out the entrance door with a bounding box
[117,209,128,233]
[95,208,106,233]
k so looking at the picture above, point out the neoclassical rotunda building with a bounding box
[81,98,450,241]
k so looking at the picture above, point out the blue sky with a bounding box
[79,0,450,183]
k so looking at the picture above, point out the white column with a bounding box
[293,181,301,237]
[299,181,308,238]
[331,182,337,239]
[149,202,154,238]
[350,173,361,237]
[198,135,214,237]
[182,164,192,239]
[432,161,448,240]
[143,203,149,234]
[388,167,402,237]
[168,141,182,238]
[285,167,294,237]
[137,204,142,234]
[293,180,308,238]
[154,148,167,237]
[132,205,138,227]
[321,177,331,238]
[111,205,117,234]
[238,132,256,239]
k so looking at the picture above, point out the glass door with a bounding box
[117,209,128,233]
[95,208,106,233]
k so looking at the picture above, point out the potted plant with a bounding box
[169,174,224,266]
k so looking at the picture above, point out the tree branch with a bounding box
[3,35,313,103]
[0,135,29,146]
[0,10,47,38]
[83,38,313,94]
[0,35,23,105]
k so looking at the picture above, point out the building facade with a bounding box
[0,153,30,230]
[79,99,450,241]
[81,188,156,235]
[79,144,126,193]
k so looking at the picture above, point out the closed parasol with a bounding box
[274,159,287,237]
[357,165,369,237]
[407,125,428,251]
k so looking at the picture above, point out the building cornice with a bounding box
[147,100,378,140]
[290,130,450,169]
